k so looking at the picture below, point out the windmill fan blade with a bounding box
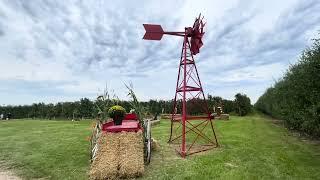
[190,14,205,55]
[193,19,199,29]
[190,37,203,55]
[143,24,164,40]
[192,17,197,28]
[192,13,201,29]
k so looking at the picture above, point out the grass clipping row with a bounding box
[90,130,144,179]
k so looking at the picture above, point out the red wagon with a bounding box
[97,113,152,164]
[102,113,142,132]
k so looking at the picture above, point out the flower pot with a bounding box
[113,116,124,125]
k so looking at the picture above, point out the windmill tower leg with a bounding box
[168,32,218,157]
[181,34,188,157]
[168,34,188,156]
[168,37,184,144]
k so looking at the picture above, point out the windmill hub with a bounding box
[185,27,193,35]
[142,14,218,157]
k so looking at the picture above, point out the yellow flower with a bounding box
[108,105,126,118]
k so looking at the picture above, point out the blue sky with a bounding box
[0,0,319,105]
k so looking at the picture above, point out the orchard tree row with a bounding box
[255,35,320,137]
[0,93,252,120]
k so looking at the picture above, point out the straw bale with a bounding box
[89,132,120,180]
[151,138,160,151]
[118,130,144,178]
[220,114,230,120]
[89,131,144,179]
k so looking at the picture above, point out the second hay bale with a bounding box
[89,130,144,179]
[220,114,230,120]
[118,131,144,178]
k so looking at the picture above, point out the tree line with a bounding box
[255,35,320,137]
[0,93,252,120]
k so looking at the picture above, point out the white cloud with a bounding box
[0,0,319,105]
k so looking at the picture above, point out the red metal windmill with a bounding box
[143,14,218,157]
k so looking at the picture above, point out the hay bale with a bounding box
[89,133,120,180]
[89,131,144,180]
[151,138,160,151]
[220,114,230,120]
[151,120,160,126]
[118,131,144,178]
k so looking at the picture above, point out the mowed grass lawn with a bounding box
[0,114,320,179]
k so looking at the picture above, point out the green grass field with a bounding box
[0,114,319,179]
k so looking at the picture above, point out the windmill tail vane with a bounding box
[142,14,218,157]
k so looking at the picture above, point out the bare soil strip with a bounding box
[0,169,21,180]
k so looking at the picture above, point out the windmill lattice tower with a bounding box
[143,14,218,157]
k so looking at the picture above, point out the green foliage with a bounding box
[207,95,236,114]
[125,83,147,127]
[255,35,320,137]
[93,84,120,120]
[79,98,93,118]
[234,93,252,116]
[222,99,236,113]
[0,93,243,120]
[107,105,126,119]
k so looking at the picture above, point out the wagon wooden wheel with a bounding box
[144,118,152,164]
[90,120,103,162]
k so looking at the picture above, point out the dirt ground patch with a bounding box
[0,169,21,180]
